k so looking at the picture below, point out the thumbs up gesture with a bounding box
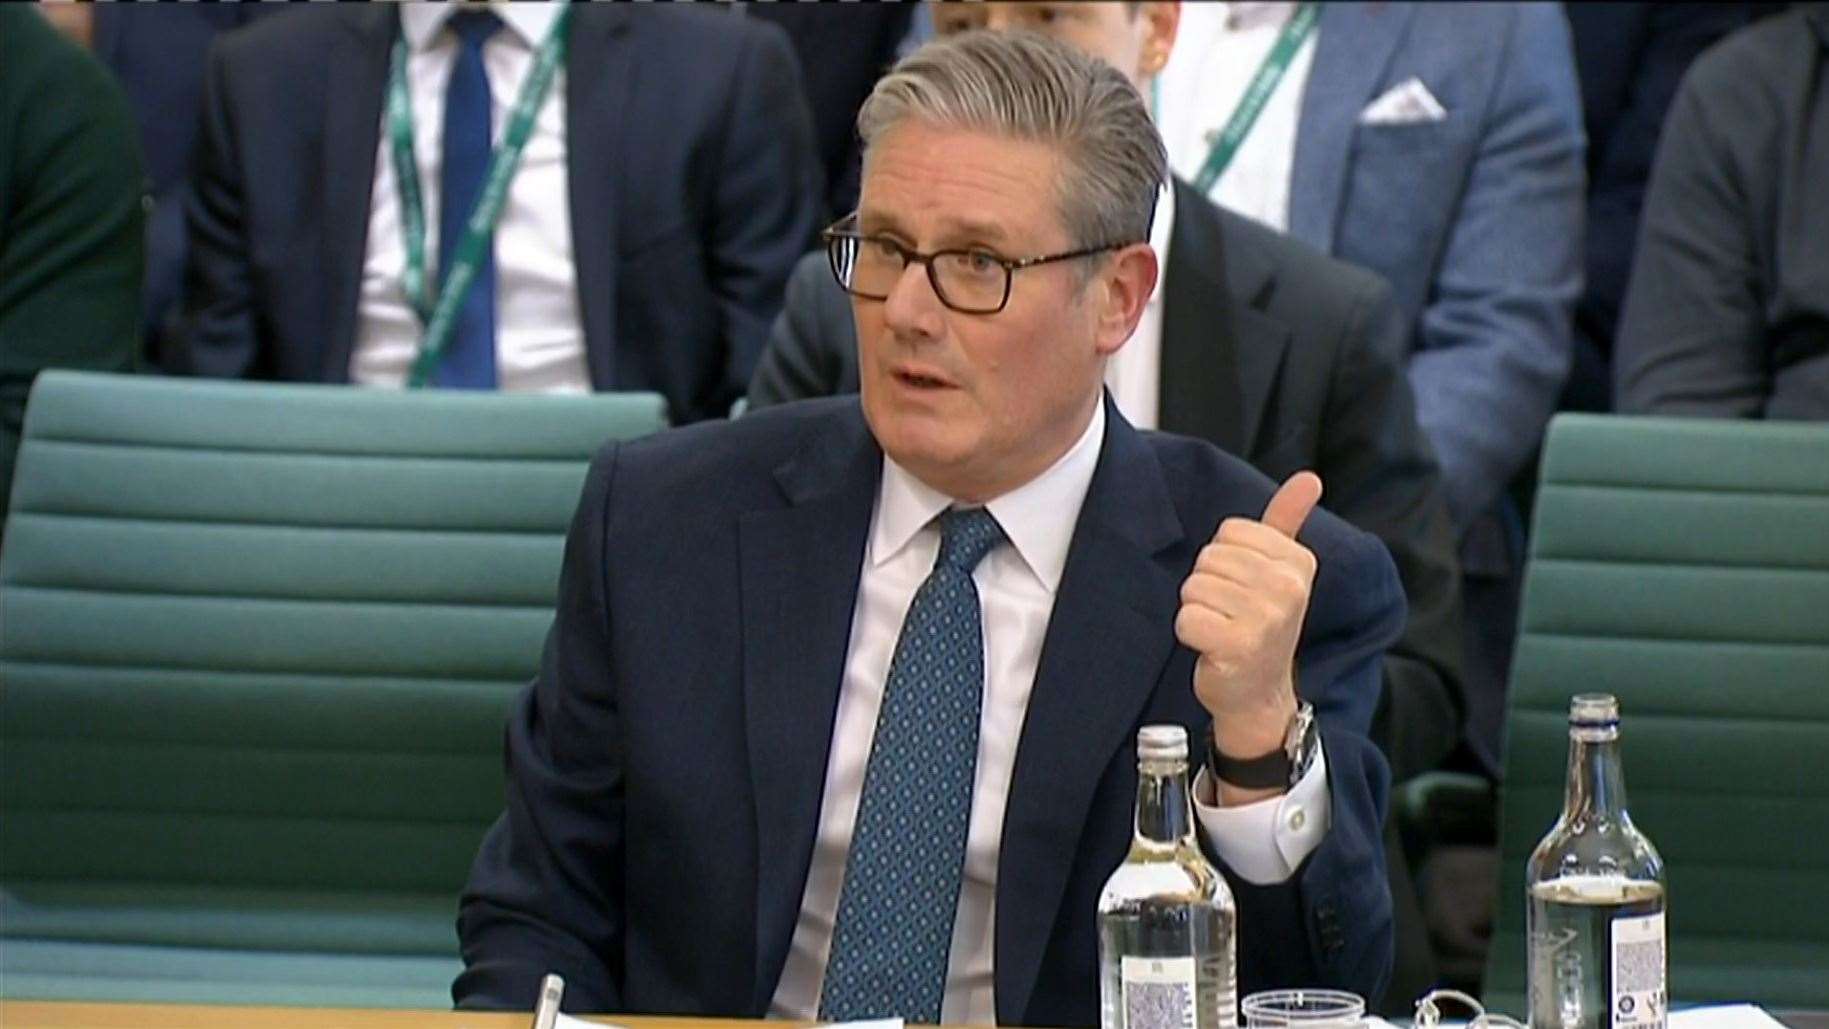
[1174,471,1323,785]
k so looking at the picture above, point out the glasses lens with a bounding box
[829,235,907,300]
[933,251,1009,313]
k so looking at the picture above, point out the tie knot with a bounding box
[935,507,1004,574]
[448,9,502,49]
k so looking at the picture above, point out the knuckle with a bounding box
[1174,606,1204,646]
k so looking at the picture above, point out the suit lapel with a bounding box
[1287,2,1413,252]
[740,408,881,1014]
[1158,180,1246,454]
[1217,216,1294,464]
[565,6,635,390]
[320,8,395,382]
[1158,184,1290,461]
[995,404,1187,1025]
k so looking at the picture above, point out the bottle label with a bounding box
[1611,911,1666,1028]
[1120,955,1198,1029]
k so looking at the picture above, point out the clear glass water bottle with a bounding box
[1098,724,1238,1029]
[1527,694,1668,1029]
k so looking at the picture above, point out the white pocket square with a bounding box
[1357,76,1447,125]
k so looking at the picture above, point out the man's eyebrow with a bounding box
[856,210,906,236]
[855,211,1012,247]
[945,218,1011,246]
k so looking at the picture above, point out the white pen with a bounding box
[532,973,565,1029]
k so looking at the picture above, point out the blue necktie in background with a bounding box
[819,507,1006,1024]
[432,10,501,389]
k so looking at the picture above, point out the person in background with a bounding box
[1558,2,1763,414]
[173,3,820,425]
[1157,1,1585,781]
[0,7,142,540]
[1614,4,1829,420]
[90,4,282,367]
[747,3,917,223]
[457,31,1400,1023]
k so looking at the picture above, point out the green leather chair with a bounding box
[0,372,667,1006]
[1482,414,1829,1016]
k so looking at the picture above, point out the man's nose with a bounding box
[881,260,945,340]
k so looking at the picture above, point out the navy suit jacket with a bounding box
[748,180,1468,784]
[90,3,279,364]
[455,398,1403,1023]
[173,5,821,424]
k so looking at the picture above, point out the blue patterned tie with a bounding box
[432,10,500,389]
[819,507,1006,1023]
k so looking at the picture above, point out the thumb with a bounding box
[1261,470,1323,539]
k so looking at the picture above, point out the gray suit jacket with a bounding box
[1615,5,1829,419]
[748,180,1468,783]
[1289,1,1586,534]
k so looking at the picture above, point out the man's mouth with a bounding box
[892,367,955,390]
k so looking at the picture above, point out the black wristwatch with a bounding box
[1205,701,1317,790]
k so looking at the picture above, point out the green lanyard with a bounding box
[1184,1,1320,195]
[387,2,572,388]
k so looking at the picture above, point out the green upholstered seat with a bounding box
[0,372,667,1006]
[1481,414,1829,1017]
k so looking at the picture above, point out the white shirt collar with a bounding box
[1147,182,1175,311]
[871,400,1107,595]
[399,2,562,52]
[1179,0,1294,37]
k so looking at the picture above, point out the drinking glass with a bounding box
[1240,988,1366,1027]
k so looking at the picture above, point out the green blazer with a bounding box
[0,8,143,536]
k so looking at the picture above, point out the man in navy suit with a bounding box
[172,4,820,424]
[457,31,1400,1025]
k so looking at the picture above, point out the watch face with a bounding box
[1285,703,1317,785]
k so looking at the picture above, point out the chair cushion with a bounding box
[0,373,668,1005]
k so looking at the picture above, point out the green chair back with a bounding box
[1483,414,1829,1015]
[0,372,667,1006]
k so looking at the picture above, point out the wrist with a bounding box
[1209,690,1297,760]
[1205,699,1315,793]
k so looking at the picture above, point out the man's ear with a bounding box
[1092,242,1159,357]
[1139,2,1182,78]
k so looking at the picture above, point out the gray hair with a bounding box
[856,29,1166,250]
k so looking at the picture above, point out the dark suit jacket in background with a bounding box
[1615,5,1829,420]
[1559,2,1762,413]
[748,180,1466,785]
[454,397,1403,1023]
[747,3,913,223]
[173,5,822,424]
[90,2,281,366]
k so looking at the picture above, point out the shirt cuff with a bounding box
[1191,742,1331,885]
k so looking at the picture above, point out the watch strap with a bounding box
[1204,701,1316,790]
[1205,727,1293,789]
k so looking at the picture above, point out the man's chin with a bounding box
[867,412,976,477]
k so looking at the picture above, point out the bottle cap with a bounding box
[1138,724,1188,762]
[1569,693,1620,727]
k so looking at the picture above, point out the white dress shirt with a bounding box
[351,4,590,393]
[769,402,1330,1024]
[1103,183,1176,431]
[1156,1,1319,232]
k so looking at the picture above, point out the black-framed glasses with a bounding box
[822,215,1137,315]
